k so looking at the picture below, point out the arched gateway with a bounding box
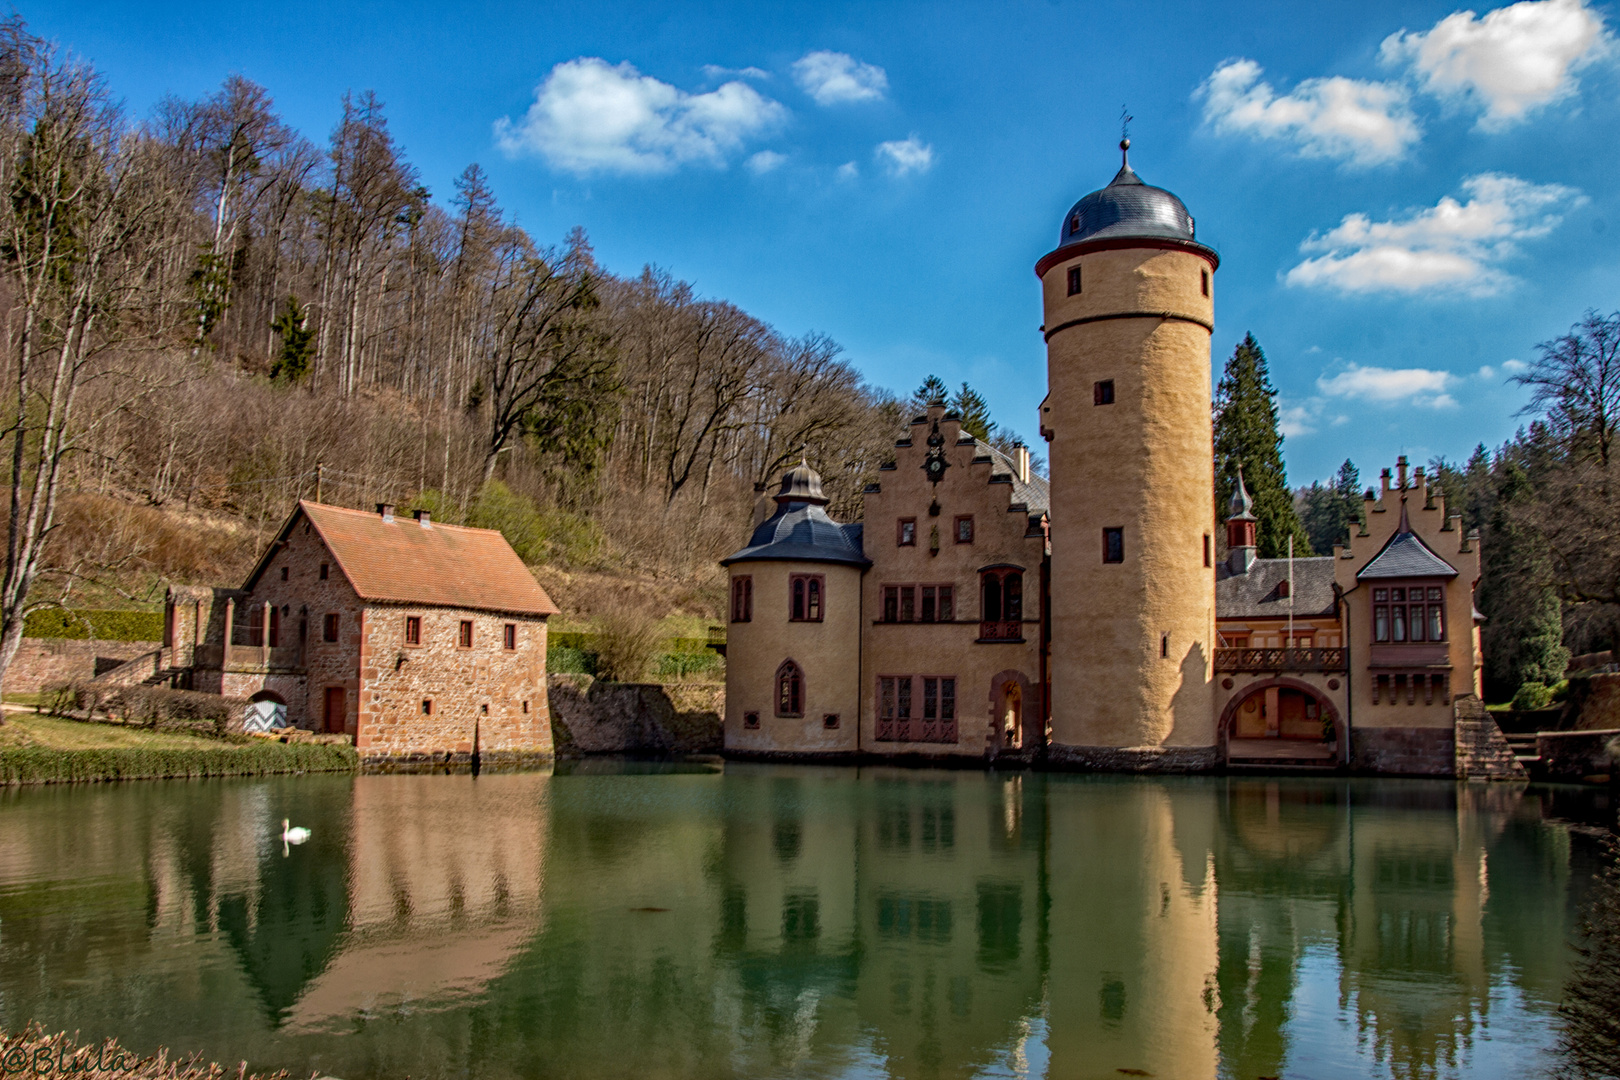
[1221,678,1340,768]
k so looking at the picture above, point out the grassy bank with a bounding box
[0,713,356,785]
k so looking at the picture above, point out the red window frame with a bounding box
[458,620,474,648]
[1372,583,1446,643]
[882,584,954,623]
[790,574,824,622]
[955,516,974,544]
[404,615,421,646]
[504,623,517,650]
[897,518,917,546]
[731,575,753,623]
[776,660,804,717]
[980,569,1023,640]
[875,675,958,743]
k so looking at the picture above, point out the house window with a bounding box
[1428,588,1446,640]
[898,518,917,546]
[422,699,433,715]
[1201,269,1209,297]
[744,710,760,730]
[1067,265,1082,296]
[731,576,753,622]
[1094,380,1114,406]
[1103,527,1124,563]
[280,566,288,582]
[504,624,517,650]
[980,569,1023,640]
[268,607,280,648]
[955,516,974,544]
[405,616,421,645]
[882,584,953,623]
[459,620,474,648]
[823,713,840,729]
[876,675,957,743]
[776,661,804,717]
[790,574,824,622]
[319,563,329,580]
[323,613,339,643]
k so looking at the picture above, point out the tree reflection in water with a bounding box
[1557,836,1620,1080]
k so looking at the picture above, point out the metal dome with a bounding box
[775,460,828,506]
[1057,141,1198,249]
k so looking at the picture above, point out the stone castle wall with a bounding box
[4,639,154,694]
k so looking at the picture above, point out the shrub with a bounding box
[1512,681,1554,711]
[24,608,164,641]
[655,650,722,680]
[45,680,249,736]
[546,646,598,675]
[593,601,666,683]
[0,742,356,785]
[468,479,548,563]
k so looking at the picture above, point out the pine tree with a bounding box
[951,382,996,441]
[1302,459,1362,553]
[270,295,314,384]
[912,374,949,412]
[1214,333,1311,557]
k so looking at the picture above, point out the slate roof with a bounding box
[1215,557,1337,619]
[246,501,560,616]
[951,434,1051,515]
[1356,530,1458,580]
[721,503,869,568]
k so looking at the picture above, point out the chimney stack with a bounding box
[1013,443,1031,484]
[413,509,432,529]
[376,502,395,523]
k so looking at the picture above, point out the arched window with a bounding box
[776,660,804,717]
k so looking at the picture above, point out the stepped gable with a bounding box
[244,501,559,616]
[1215,557,1336,619]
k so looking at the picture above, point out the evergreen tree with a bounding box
[951,382,996,442]
[1214,333,1311,557]
[911,374,949,411]
[1301,459,1362,554]
[269,296,314,384]
[1478,456,1569,700]
[1429,443,1495,533]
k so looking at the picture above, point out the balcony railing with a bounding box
[1214,647,1347,673]
[978,620,1024,642]
[191,643,304,672]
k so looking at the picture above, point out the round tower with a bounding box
[1037,141,1218,769]
[719,462,868,756]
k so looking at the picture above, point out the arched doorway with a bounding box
[987,670,1038,756]
[245,690,288,733]
[1000,681,1023,749]
[1222,680,1339,767]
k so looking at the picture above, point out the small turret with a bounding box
[774,460,829,506]
[1225,466,1258,575]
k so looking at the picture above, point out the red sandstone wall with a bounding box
[356,606,551,758]
[5,639,154,694]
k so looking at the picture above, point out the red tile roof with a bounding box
[247,501,559,617]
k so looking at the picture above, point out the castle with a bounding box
[721,144,1505,778]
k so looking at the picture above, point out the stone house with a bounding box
[164,500,558,764]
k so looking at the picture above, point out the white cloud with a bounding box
[836,161,859,180]
[495,58,787,175]
[875,135,933,176]
[1197,58,1419,165]
[1316,364,1458,408]
[746,150,786,174]
[1381,0,1608,129]
[702,64,770,81]
[1285,173,1582,295]
[1279,402,1319,438]
[1477,364,1497,379]
[792,50,888,105]
[1502,357,1528,373]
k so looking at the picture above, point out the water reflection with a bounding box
[0,768,1610,1080]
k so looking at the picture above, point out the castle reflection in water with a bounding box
[0,767,1611,1080]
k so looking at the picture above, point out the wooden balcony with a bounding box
[1214,647,1347,673]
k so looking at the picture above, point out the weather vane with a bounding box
[1120,105,1132,143]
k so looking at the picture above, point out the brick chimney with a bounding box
[376,502,395,523]
[413,509,432,529]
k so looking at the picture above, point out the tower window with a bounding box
[898,518,917,546]
[1204,534,1212,567]
[955,516,974,544]
[1201,269,1209,297]
[731,576,753,622]
[319,563,329,580]
[776,660,804,717]
[1094,380,1114,406]
[1066,265,1082,296]
[790,574,824,622]
[1161,633,1169,658]
[422,699,433,715]
[1103,527,1125,564]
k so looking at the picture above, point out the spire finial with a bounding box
[1119,105,1133,166]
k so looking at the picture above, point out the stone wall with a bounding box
[4,639,153,694]
[549,674,722,755]
[1536,729,1620,782]
[1351,727,1456,776]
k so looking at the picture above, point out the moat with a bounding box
[0,766,1614,1080]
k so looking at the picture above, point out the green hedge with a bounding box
[549,632,715,654]
[24,608,164,642]
[0,742,358,785]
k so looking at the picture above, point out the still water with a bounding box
[0,765,1613,1080]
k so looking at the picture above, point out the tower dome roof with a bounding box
[1227,465,1256,522]
[721,461,869,568]
[775,460,828,506]
[1052,140,1211,256]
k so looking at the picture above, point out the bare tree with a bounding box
[1517,310,1620,467]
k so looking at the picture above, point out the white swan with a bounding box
[282,818,311,848]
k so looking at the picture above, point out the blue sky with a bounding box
[33,0,1620,484]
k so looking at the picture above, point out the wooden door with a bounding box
[324,686,346,734]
